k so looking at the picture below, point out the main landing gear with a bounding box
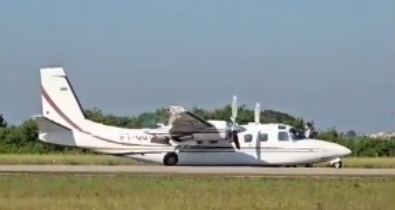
[163,152,179,166]
[329,158,343,169]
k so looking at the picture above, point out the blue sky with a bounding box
[0,0,394,133]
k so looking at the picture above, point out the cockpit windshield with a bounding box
[289,127,306,140]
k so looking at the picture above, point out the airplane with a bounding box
[34,67,352,168]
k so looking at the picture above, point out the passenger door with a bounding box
[242,132,259,159]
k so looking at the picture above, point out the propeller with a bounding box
[230,95,238,128]
[227,95,241,150]
[254,102,261,124]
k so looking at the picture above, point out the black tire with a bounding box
[163,152,179,166]
[332,161,342,169]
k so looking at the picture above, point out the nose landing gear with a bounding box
[332,161,343,169]
[163,152,179,166]
[329,158,343,169]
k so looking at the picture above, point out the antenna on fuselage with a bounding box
[254,103,261,124]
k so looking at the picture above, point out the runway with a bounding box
[1,165,395,176]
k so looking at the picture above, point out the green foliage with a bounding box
[0,114,7,128]
[0,105,394,156]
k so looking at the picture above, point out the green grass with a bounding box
[316,157,395,168]
[0,154,142,165]
[0,174,393,210]
[0,154,394,168]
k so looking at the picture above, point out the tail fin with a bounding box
[40,67,86,130]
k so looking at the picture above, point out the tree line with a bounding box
[0,105,394,157]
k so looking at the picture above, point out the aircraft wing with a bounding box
[143,128,169,135]
[168,105,219,134]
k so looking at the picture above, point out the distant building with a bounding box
[368,131,395,139]
[345,130,357,138]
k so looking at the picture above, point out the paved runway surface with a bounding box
[1,165,395,176]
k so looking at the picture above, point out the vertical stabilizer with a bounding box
[40,67,86,130]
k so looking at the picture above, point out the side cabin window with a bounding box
[244,134,253,143]
[278,131,290,141]
[258,133,268,142]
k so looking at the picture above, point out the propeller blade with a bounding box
[232,131,240,150]
[231,95,238,123]
[254,102,260,124]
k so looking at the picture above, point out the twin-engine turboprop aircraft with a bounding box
[34,67,351,168]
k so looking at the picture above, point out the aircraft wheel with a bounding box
[305,164,313,167]
[163,152,179,166]
[332,161,342,169]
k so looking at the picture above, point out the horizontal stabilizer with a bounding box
[34,115,72,133]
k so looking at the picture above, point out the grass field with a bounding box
[0,154,394,168]
[0,174,393,210]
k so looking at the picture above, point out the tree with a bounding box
[0,104,394,156]
[0,114,7,128]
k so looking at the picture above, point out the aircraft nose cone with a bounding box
[313,140,352,157]
[337,145,352,156]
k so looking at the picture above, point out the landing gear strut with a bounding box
[163,152,179,166]
[332,161,343,169]
[330,158,343,169]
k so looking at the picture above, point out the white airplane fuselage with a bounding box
[37,115,350,166]
[35,67,351,167]
[126,139,350,166]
